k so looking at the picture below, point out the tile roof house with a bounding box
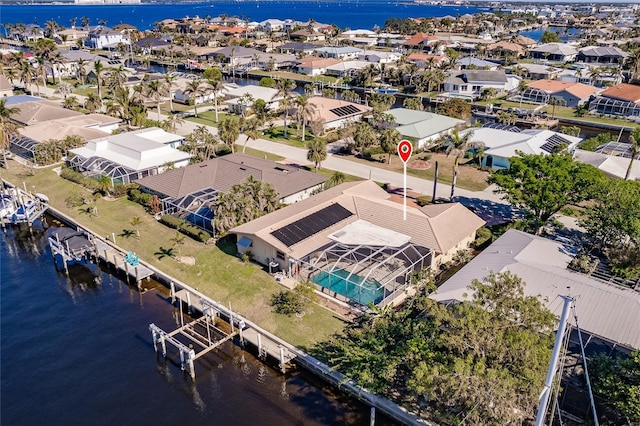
[589,83,640,118]
[486,41,527,57]
[461,127,582,169]
[431,229,640,350]
[305,96,372,131]
[525,79,601,107]
[295,56,342,76]
[406,54,449,68]
[231,180,484,306]
[403,32,439,49]
[577,46,629,64]
[385,108,464,149]
[9,100,83,126]
[530,43,578,62]
[135,153,327,206]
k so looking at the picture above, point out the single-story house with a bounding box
[305,96,372,131]
[279,42,318,55]
[573,147,640,180]
[577,46,629,65]
[486,41,527,58]
[406,54,449,68]
[510,63,563,80]
[314,46,363,60]
[385,108,464,149]
[589,83,640,118]
[357,51,401,64]
[431,229,640,350]
[67,127,191,185]
[295,56,342,76]
[230,180,485,307]
[403,32,440,49]
[458,57,500,70]
[521,79,601,107]
[9,100,83,126]
[135,153,327,232]
[290,29,326,42]
[223,85,282,115]
[462,127,581,169]
[443,70,519,99]
[325,60,372,78]
[530,43,578,62]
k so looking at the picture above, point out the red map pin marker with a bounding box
[398,140,412,164]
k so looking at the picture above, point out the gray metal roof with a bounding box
[431,230,640,349]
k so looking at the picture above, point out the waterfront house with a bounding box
[68,127,191,185]
[573,147,640,181]
[530,43,578,63]
[134,153,327,232]
[458,57,499,70]
[304,96,372,131]
[385,108,464,149]
[443,70,519,99]
[521,80,600,107]
[9,100,83,126]
[403,32,439,50]
[486,41,527,59]
[314,47,363,60]
[356,51,401,64]
[230,180,484,307]
[431,229,640,350]
[9,25,45,43]
[279,42,318,56]
[576,46,629,65]
[295,57,342,76]
[324,60,371,78]
[461,127,582,169]
[223,85,282,115]
[406,54,449,69]
[589,83,640,118]
[509,63,563,81]
[85,26,130,50]
[290,29,325,42]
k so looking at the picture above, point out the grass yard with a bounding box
[342,152,490,192]
[186,110,238,127]
[0,162,346,349]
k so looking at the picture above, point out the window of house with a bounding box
[276,251,285,260]
[460,85,468,91]
[472,85,481,92]
[453,85,459,91]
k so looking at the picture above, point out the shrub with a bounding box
[270,280,317,316]
[128,188,152,207]
[159,215,210,243]
[474,227,493,248]
[60,167,99,191]
[416,195,430,207]
[363,146,385,158]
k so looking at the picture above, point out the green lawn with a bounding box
[1,163,346,349]
[186,110,238,127]
[249,70,338,85]
[234,145,285,162]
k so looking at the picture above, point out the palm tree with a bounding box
[218,117,240,153]
[84,92,102,113]
[63,95,80,110]
[131,216,142,239]
[81,16,90,29]
[163,73,178,113]
[295,95,316,142]
[352,122,377,153]
[625,128,640,181]
[48,50,66,85]
[548,96,566,118]
[208,79,224,122]
[306,139,327,171]
[183,79,210,118]
[0,99,21,169]
[380,128,401,164]
[93,60,105,98]
[445,129,478,158]
[327,171,346,187]
[276,79,296,139]
[54,81,73,99]
[107,65,128,94]
[241,117,262,154]
[146,80,168,122]
[165,113,185,133]
[75,58,87,85]
[170,232,185,258]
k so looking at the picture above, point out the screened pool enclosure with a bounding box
[300,242,432,307]
[161,187,220,234]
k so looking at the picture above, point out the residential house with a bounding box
[573,147,640,180]
[296,57,342,76]
[134,37,171,54]
[458,57,499,70]
[522,79,600,107]
[230,180,484,307]
[0,75,13,97]
[443,70,519,99]
[8,100,83,126]
[511,63,563,81]
[357,51,401,64]
[406,54,449,68]
[134,153,327,232]
[290,29,325,42]
[589,83,640,118]
[259,19,285,32]
[10,25,45,43]
[530,43,578,62]
[67,127,191,185]
[223,85,282,115]
[279,42,318,56]
[461,127,582,169]
[315,46,363,60]
[341,29,377,39]
[304,96,372,131]
[577,46,629,65]
[85,26,130,50]
[385,108,464,149]
[325,60,371,78]
[486,41,526,58]
[431,229,640,350]
[403,32,439,50]
[56,28,89,47]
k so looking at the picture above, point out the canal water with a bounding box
[0,221,393,425]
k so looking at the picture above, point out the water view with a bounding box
[0,220,391,425]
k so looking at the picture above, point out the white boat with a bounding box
[0,194,16,219]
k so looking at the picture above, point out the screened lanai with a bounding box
[516,87,550,104]
[595,142,640,159]
[300,242,432,308]
[68,155,142,185]
[10,135,39,160]
[589,97,640,117]
[162,187,220,233]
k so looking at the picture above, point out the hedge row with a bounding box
[159,214,210,243]
[60,167,100,191]
[128,188,152,207]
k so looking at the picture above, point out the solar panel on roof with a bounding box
[540,134,571,153]
[270,203,352,247]
[330,105,361,117]
[482,122,522,133]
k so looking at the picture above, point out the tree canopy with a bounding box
[489,153,605,234]
[438,98,472,120]
[316,272,555,425]
[540,30,562,43]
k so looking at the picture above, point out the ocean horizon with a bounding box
[0,1,486,32]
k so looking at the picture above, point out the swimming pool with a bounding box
[311,268,384,306]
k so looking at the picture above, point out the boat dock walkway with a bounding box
[94,239,154,287]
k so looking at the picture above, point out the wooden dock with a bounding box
[94,239,154,287]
